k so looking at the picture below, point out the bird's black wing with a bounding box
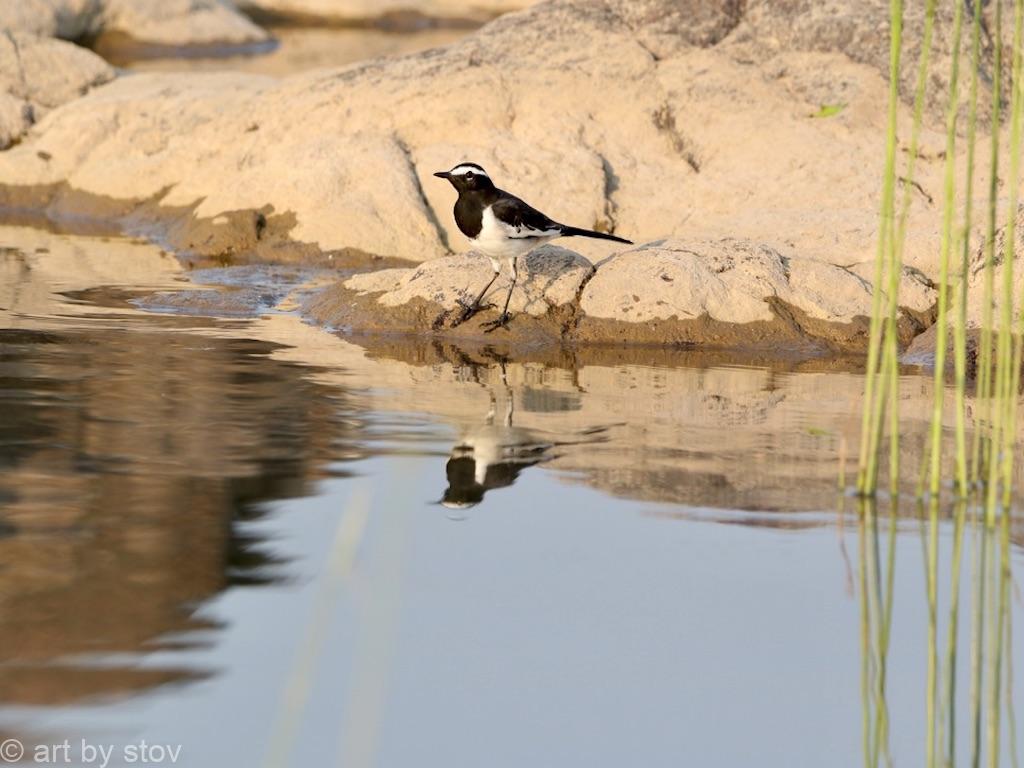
[490,193,563,239]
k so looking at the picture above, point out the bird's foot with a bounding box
[451,298,494,328]
[482,312,513,333]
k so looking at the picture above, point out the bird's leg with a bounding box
[452,266,499,327]
[483,257,517,333]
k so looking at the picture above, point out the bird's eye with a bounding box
[465,172,474,180]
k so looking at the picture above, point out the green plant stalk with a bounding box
[999,0,1024,515]
[928,5,966,757]
[992,500,1015,767]
[861,498,897,768]
[986,508,1011,768]
[860,504,874,768]
[985,0,1024,531]
[970,501,990,768]
[926,497,940,768]
[928,0,965,501]
[866,346,896,494]
[972,0,1003,487]
[942,499,968,763]
[858,0,904,496]
[955,0,983,498]
[883,0,937,499]
[885,326,901,498]
[869,501,886,766]
[879,499,898,768]
[1005,580,1019,768]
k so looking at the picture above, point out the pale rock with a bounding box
[734,0,1007,122]
[102,0,268,45]
[0,0,267,46]
[345,246,592,316]
[580,238,894,325]
[0,0,105,40]
[0,33,114,148]
[0,92,32,150]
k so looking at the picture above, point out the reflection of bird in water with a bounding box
[440,370,611,513]
[441,388,552,511]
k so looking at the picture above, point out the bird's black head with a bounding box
[440,455,485,510]
[433,162,495,194]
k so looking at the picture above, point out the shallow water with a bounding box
[0,227,1021,767]
[98,24,468,75]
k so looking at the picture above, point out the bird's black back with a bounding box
[452,187,561,240]
[490,194,560,234]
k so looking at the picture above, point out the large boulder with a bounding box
[102,0,267,46]
[576,238,933,348]
[0,32,114,149]
[0,0,267,47]
[580,239,858,325]
[305,238,936,350]
[0,0,957,277]
[0,0,105,40]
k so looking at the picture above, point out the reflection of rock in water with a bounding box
[299,333,1024,518]
[0,326,358,706]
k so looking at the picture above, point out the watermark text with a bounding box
[1,738,182,766]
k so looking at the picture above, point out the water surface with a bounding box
[0,227,1020,767]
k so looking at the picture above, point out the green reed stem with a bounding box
[880,500,898,768]
[994,499,1014,767]
[858,0,905,496]
[928,0,965,502]
[926,497,941,768]
[885,0,937,498]
[988,0,1024,527]
[954,0,984,498]
[866,336,893,493]
[860,504,873,768]
[970,500,990,768]
[942,499,968,764]
[861,498,898,768]
[1006,579,1019,768]
[986,507,1009,768]
[972,0,1003,487]
[1003,0,1024,516]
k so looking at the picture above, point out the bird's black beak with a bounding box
[433,171,451,179]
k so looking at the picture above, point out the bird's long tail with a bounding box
[559,225,633,245]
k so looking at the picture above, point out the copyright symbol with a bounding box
[0,739,23,763]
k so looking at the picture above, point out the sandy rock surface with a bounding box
[579,238,892,324]
[736,0,1008,124]
[0,0,961,268]
[964,204,1024,328]
[0,32,114,149]
[0,0,267,46]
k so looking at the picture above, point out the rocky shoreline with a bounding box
[304,239,936,351]
[11,0,1023,353]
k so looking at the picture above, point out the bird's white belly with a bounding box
[469,206,557,260]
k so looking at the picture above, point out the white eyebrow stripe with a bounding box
[450,164,489,177]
